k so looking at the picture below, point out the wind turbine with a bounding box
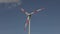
[21,8,45,34]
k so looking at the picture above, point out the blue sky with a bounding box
[0,0,60,34]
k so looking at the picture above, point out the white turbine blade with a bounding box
[36,8,45,12]
[21,8,27,13]
[30,12,34,15]
[21,8,29,15]
[21,8,25,12]
[36,9,42,12]
[25,12,30,15]
[30,8,45,14]
[21,8,26,13]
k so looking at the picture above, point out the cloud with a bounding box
[0,0,21,3]
[0,0,22,8]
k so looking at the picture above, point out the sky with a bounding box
[0,0,60,34]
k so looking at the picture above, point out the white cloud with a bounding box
[0,0,20,3]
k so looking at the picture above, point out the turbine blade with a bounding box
[24,17,29,32]
[30,8,45,14]
[21,8,29,15]
[21,8,25,13]
[36,8,45,12]
[24,15,31,32]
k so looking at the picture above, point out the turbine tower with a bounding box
[21,8,45,34]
